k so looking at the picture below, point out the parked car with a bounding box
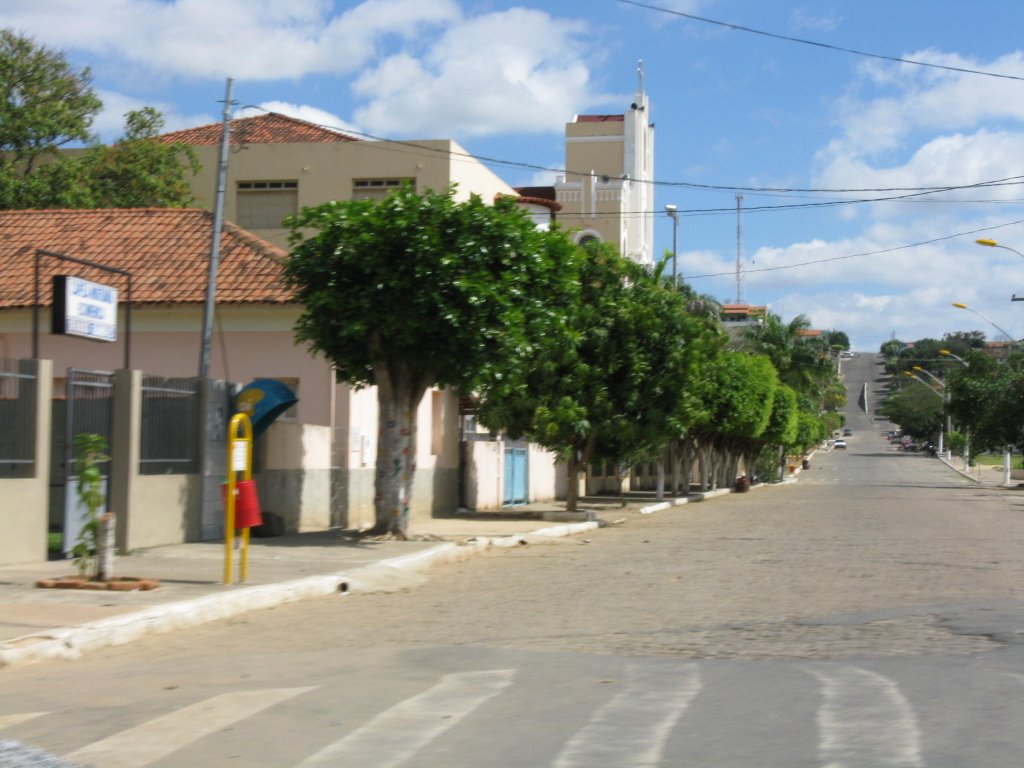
[842,428,853,436]
[834,439,847,449]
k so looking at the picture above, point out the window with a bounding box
[236,181,298,230]
[352,178,414,202]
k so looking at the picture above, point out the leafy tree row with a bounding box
[881,332,1024,457]
[0,30,198,209]
[285,186,844,537]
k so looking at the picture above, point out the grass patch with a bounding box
[973,452,1024,469]
[47,532,62,553]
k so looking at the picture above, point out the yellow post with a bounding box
[224,412,253,585]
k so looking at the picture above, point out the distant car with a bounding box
[842,428,853,436]
[834,439,847,449]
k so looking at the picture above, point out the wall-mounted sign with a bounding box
[52,275,118,342]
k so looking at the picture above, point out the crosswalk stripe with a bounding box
[295,669,514,768]
[552,663,703,767]
[0,712,48,729]
[63,686,315,768]
[807,666,923,768]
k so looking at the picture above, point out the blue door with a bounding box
[503,447,528,506]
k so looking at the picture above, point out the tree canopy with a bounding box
[0,30,198,209]
[284,185,581,535]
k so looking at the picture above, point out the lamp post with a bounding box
[912,366,947,457]
[939,348,969,367]
[976,239,1024,301]
[976,238,1024,260]
[665,204,679,290]
[951,302,1020,351]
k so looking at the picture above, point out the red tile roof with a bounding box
[507,188,562,213]
[160,112,360,146]
[0,209,293,309]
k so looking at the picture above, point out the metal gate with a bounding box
[503,446,528,506]
[60,369,114,555]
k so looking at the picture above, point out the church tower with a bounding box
[552,62,655,267]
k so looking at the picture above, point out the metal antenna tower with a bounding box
[735,194,744,304]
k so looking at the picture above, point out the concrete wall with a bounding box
[111,369,197,552]
[258,420,332,533]
[0,359,52,565]
[461,438,561,512]
[463,439,503,511]
[182,138,518,246]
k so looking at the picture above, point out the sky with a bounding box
[3,0,1024,351]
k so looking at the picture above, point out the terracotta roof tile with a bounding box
[506,188,562,212]
[0,209,293,309]
[160,112,360,146]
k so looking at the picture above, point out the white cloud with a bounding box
[2,0,461,79]
[352,7,616,137]
[93,89,214,140]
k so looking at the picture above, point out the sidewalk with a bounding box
[1,493,715,670]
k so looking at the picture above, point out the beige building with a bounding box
[0,208,462,563]
[162,113,519,251]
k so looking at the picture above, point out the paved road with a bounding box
[3,354,1024,767]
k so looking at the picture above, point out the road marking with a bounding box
[807,665,923,767]
[295,669,514,767]
[64,687,314,768]
[0,712,47,729]
[552,663,703,767]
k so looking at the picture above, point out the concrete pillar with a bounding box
[110,369,142,553]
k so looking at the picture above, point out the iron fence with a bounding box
[140,375,200,475]
[0,357,38,474]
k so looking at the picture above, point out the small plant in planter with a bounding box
[71,433,114,581]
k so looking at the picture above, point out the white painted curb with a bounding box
[0,522,595,670]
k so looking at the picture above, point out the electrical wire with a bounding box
[236,105,1024,198]
[685,218,1024,280]
[616,0,1024,83]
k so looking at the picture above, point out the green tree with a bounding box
[283,186,579,537]
[689,350,778,489]
[79,107,199,208]
[0,31,197,209]
[0,30,101,174]
[947,350,1024,454]
[881,380,944,440]
[476,244,716,510]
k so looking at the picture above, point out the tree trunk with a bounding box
[681,439,694,495]
[697,446,708,492]
[655,449,666,500]
[371,365,427,538]
[565,452,581,512]
[669,440,680,495]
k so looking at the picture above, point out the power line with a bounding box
[685,218,1024,280]
[239,105,1024,198]
[616,0,1024,83]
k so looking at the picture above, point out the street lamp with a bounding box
[911,365,945,389]
[903,370,942,398]
[665,204,679,290]
[951,302,1020,350]
[939,349,969,367]
[976,238,1024,260]
[912,366,947,456]
[976,239,1024,301]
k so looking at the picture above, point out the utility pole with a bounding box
[735,194,744,303]
[199,77,234,378]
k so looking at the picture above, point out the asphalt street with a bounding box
[2,353,1024,767]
